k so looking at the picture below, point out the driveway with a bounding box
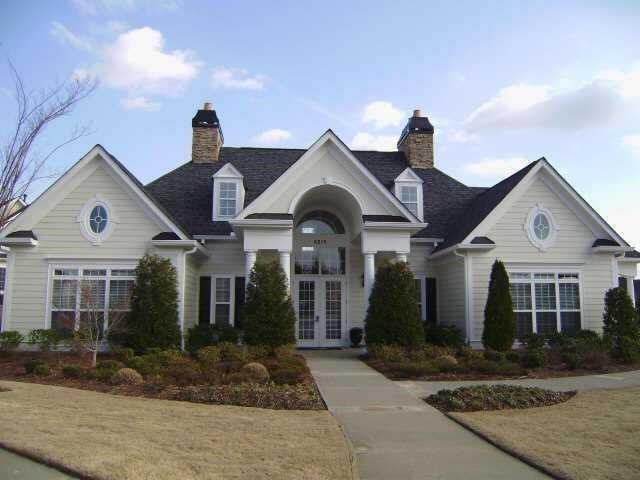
[303,349,548,480]
[398,368,640,398]
[0,448,73,479]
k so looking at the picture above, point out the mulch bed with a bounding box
[0,352,325,410]
[425,384,576,412]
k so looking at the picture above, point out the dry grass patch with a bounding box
[0,381,353,480]
[451,387,640,480]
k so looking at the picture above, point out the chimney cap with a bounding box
[413,109,423,117]
[203,102,213,111]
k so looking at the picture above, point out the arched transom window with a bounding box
[297,211,345,235]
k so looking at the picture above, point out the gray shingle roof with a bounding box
[144,147,547,247]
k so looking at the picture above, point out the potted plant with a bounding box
[349,327,363,347]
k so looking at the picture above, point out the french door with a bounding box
[295,277,345,347]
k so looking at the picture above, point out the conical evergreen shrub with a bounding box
[244,260,296,350]
[126,254,181,353]
[365,261,424,347]
[482,260,516,351]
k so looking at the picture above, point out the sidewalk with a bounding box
[303,349,548,480]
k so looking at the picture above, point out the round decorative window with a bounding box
[89,205,108,234]
[77,195,115,245]
[525,204,557,251]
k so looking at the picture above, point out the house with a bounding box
[1,103,638,347]
[0,196,28,327]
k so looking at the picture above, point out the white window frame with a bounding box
[394,167,424,221]
[524,203,558,252]
[212,164,244,221]
[508,269,583,335]
[211,275,235,326]
[45,264,136,332]
[414,276,426,321]
[76,195,117,245]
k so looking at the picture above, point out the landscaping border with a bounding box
[445,412,568,480]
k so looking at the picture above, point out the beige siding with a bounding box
[469,176,616,342]
[6,159,165,333]
[183,254,199,330]
[349,239,365,331]
[199,241,246,277]
[434,257,467,334]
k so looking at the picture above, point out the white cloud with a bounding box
[462,66,640,133]
[210,67,267,90]
[70,0,180,15]
[252,129,292,146]
[449,130,479,143]
[464,156,529,177]
[351,132,397,151]
[79,27,201,98]
[121,96,161,111]
[622,134,640,157]
[361,101,405,130]
[50,21,93,51]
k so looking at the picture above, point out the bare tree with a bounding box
[77,281,131,367]
[1,61,96,223]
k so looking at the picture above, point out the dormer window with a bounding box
[394,167,424,221]
[212,164,244,221]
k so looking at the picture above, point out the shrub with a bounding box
[244,260,296,350]
[240,362,270,383]
[62,365,84,378]
[186,324,219,353]
[580,350,608,370]
[197,346,221,367]
[408,344,454,362]
[262,355,308,385]
[433,355,458,372]
[219,326,239,344]
[33,363,50,376]
[24,358,46,374]
[482,260,516,351]
[90,367,116,382]
[547,332,574,348]
[617,336,640,364]
[27,329,62,351]
[483,349,505,362]
[112,347,135,362]
[246,345,270,361]
[520,332,547,350]
[96,360,124,371]
[425,385,575,412]
[218,342,246,363]
[574,329,602,345]
[126,254,181,353]
[367,344,406,363]
[365,261,424,347]
[0,331,24,352]
[111,368,144,385]
[603,287,640,360]
[456,346,484,362]
[562,352,580,370]
[424,322,464,348]
[349,327,363,347]
[522,348,546,368]
[388,361,439,378]
[505,351,521,363]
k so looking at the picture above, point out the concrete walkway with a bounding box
[398,368,640,398]
[303,349,548,480]
[0,449,73,479]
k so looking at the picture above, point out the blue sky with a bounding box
[1,0,639,252]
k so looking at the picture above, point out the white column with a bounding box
[396,252,408,263]
[279,250,291,292]
[627,276,636,308]
[364,252,376,304]
[245,250,257,286]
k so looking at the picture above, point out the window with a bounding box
[49,267,135,336]
[525,204,557,251]
[89,205,108,234]
[294,247,345,275]
[218,182,237,217]
[0,267,5,292]
[213,276,234,327]
[297,211,345,235]
[78,196,114,245]
[400,186,418,216]
[509,271,581,338]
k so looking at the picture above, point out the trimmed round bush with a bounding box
[62,365,84,378]
[434,354,458,372]
[562,352,580,370]
[186,324,219,353]
[111,367,144,385]
[96,360,124,371]
[424,323,463,348]
[483,349,505,362]
[240,362,270,383]
[218,342,246,363]
[33,363,50,376]
[522,349,546,368]
[505,351,521,363]
[198,346,221,367]
[24,359,47,374]
[218,326,239,344]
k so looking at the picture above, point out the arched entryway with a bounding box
[291,185,362,347]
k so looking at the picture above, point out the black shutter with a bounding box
[425,277,437,324]
[234,277,246,329]
[618,276,627,290]
[198,276,211,325]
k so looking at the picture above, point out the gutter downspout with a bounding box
[453,249,472,346]
[180,243,199,350]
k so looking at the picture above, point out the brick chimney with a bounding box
[192,102,223,164]
[397,109,435,169]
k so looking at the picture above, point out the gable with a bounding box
[2,146,189,242]
[239,132,417,220]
